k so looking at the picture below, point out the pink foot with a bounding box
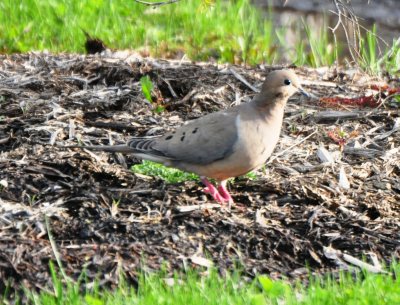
[217,184,234,205]
[201,178,234,206]
[201,178,227,205]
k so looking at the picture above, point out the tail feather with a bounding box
[63,143,174,164]
[65,144,135,153]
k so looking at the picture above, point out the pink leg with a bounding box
[217,180,234,206]
[201,177,226,204]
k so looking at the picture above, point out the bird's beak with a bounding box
[298,87,311,98]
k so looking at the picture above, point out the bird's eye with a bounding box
[284,79,291,85]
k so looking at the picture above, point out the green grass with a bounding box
[9,262,399,305]
[131,160,258,183]
[2,0,399,73]
[381,38,400,75]
[358,25,400,75]
[140,76,154,104]
[359,25,379,73]
[132,160,199,183]
[302,19,337,68]
[0,0,279,65]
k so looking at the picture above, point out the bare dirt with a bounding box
[0,53,399,294]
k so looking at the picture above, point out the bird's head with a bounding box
[259,69,310,103]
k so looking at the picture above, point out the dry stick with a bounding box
[335,1,370,65]
[177,204,221,213]
[329,12,340,71]
[330,11,389,49]
[346,1,367,61]
[342,253,387,274]
[377,36,400,67]
[164,89,197,109]
[331,0,389,70]
[267,129,318,164]
[133,0,181,6]
[162,77,178,98]
[229,68,259,93]
[331,0,357,65]
[349,2,363,58]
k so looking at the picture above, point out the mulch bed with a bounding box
[0,53,399,294]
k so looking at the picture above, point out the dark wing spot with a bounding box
[165,135,173,140]
[192,128,198,134]
[180,136,185,142]
[182,131,186,135]
[275,93,283,98]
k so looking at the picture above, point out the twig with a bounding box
[377,36,400,66]
[133,0,181,6]
[330,0,388,69]
[164,89,197,110]
[176,204,221,213]
[330,0,357,65]
[343,253,386,273]
[162,77,178,98]
[267,129,318,164]
[229,68,258,92]
[330,10,389,49]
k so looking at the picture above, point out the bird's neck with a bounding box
[252,94,288,120]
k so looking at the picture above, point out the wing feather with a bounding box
[153,110,239,165]
[126,109,239,165]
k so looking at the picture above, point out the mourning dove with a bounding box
[68,70,309,205]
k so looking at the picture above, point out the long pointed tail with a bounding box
[62,144,135,153]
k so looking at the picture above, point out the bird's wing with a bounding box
[127,108,239,165]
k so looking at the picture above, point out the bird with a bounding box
[67,70,310,206]
[82,30,107,54]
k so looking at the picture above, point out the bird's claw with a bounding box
[202,178,233,206]
[217,185,234,207]
[203,186,227,205]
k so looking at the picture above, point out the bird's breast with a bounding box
[235,111,283,161]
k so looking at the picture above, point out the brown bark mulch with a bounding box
[0,53,399,294]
